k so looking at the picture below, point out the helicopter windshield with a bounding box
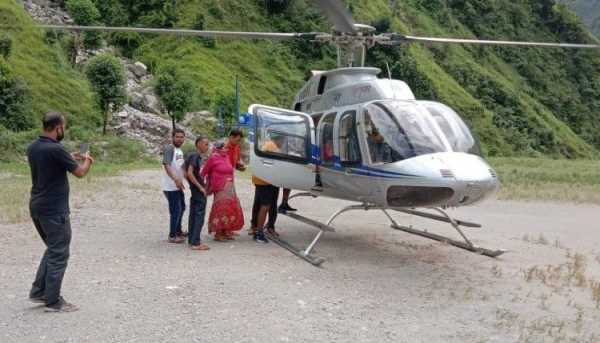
[419,101,482,156]
[363,101,449,164]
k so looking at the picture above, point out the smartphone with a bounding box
[79,143,89,155]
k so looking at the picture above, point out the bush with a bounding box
[0,34,12,59]
[0,127,38,162]
[66,0,100,25]
[0,59,33,131]
[263,0,292,15]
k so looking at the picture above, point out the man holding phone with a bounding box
[27,112,94,313]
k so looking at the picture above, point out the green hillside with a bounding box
[100,0,600,158]
[0,0,99,128]
[2,0,600,159]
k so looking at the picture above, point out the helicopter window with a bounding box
[318,76,327,95]
[255,109,310,163]
[339,111,361,165]
[319,113,336,166]
[419,101,482,156]
[363,101,448,164]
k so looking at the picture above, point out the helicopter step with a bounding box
[266,211,335,267]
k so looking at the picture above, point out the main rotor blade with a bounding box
[311,0,356,33]
[388,34,600,49]
[38,24,319,41]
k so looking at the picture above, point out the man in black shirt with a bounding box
[184,136,210,250]
[27,112,94,313]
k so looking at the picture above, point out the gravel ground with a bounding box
[1,170,600,343]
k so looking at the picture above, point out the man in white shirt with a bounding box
[162,128,187,243]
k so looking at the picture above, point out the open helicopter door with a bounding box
[249,105,316,191]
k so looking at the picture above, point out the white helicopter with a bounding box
[38,0,600,265]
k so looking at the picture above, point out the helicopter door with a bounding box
[249,105,316,191]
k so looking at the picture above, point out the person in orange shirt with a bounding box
[225,129,246,173]
[250,134,284,243]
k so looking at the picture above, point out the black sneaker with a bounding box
[311,184,324,192]
[253,231,269,244]
[281,203,297,212]
[44,297,79,313]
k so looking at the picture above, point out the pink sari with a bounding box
[202,149,244,235]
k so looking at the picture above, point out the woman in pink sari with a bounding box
[201,140,244,241]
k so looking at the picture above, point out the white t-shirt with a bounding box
[161,145,185,191]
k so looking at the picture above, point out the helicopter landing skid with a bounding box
[383,208,506,258]
[266,212,334,267]
[325,204,506,258]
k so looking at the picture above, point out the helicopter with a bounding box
[34,0,600,266]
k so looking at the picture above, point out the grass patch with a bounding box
[491,157,600,204]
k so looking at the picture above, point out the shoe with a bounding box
[278,203,297,213]
[44,297,78,313]
[168,236,185,244]
[311,185,323,192]
[248,227,257,236]
[284,204,297,212]
[176,231,189,238]
[29,295,46,304]
[253,231,269,244]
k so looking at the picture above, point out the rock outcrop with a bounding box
[22,0,73,25]
[113,105,193,155]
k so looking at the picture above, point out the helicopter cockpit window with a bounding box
[363,101,448,164]
[255,109,309,163]
[419,101,482,156]
[339,111,361,165]
[319,113,336,165]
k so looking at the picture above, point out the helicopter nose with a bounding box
[438,153,500,205]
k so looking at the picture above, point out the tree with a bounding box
[155,66,194,131]
[85,54,126,134]
[213,92,237,134]
[65,0,102,62]
[0,58,33,131]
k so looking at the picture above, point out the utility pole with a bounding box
[235,75,240,127]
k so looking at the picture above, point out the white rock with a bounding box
[130,62,148,78]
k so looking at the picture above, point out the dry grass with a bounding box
[523,252,600,313]
[0,162,156,224]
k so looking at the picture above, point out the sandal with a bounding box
[190,244,210,251]
[213,233,228,242]
[266,227,279,237]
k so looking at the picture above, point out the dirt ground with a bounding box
[1,170,600,343]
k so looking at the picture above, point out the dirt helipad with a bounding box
[1,170,599,342]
